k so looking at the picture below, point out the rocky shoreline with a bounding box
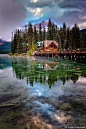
[0,92,86,129]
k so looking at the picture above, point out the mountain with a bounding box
[0,39,11,53]
[33,21,48,31]
[80,29,86,34]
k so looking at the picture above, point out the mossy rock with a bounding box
[60,103,71,111]
[26,123,30,129]
[17,124,26,129]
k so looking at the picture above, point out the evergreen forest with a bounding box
[11,18,86,55]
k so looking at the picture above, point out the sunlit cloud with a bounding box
[28,7,43,16]
[31,0,39,3]
[78,22,86,29]
[26,6,50,19]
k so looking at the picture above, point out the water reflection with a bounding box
[0,56,86,128]
[11,56,86,88]
[0,56,11,69]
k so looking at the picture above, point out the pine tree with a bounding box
[32,39,35,52]
[14,30,18,53]
[28,22,33,49]
[72,23,80,49]
[66,27,70,49]
[53,24,57,41]
[42,27,46,41]
[33,26,38,44]
[59,31,64,49]
[69,29,72,49]
[47,18,53,40]
[63,22,66,31]
[56,25,58,33]
[17,30,22,54]
[22,33,27,53]
[60,27,63,31]
[76,27,80,48]
[63,22,67,49]
[72,27,75,49]
[52,23,54,39]
[39,23,42,41]
[56,32,61,49]
[80,35,84,48]
[82,31,86,48]
[11,32,14,54]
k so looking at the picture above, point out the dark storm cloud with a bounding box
[26,0,58,8]
[27,0,68,10]
[24,0,86,28]
[31,0,85,28]
[24,0,66,24]
[0,0,26,40]
[56,0,86,28]
[0,0,86,40]
[59,0,86,9]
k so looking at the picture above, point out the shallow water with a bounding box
[0,55,86,129]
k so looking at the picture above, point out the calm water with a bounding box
[0,55,86,129]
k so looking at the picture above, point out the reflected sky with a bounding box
[26,81,64,98]
[0,56,86,128]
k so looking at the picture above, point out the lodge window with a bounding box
[49,43,57,48]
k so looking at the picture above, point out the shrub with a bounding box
[14,53,18,56]
[8,52,13,56]
[27,49,33,55]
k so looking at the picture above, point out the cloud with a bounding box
[24,0,85,28]
[78,22,86,29]
[0,0,86,40]
[0,0,26,41]
[79,15,86,20]
[58,0,86,9]
[26,6,50,19]
[31,0,39,3]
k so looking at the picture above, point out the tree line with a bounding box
[11,18,86,55]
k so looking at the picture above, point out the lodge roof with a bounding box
[43,40,59,48]
[44,63,58,71]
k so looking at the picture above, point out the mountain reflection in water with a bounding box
[11,56,86,88]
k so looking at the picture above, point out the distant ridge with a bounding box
[80,29,86,34]
[0,39,11,53]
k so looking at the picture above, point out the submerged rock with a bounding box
[60,103,71,111]
[26,123,30,129]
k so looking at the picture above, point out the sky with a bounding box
[0,0,86,41]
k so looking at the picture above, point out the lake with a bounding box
[0,55,86,129]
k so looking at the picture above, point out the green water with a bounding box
[0,55,86,129]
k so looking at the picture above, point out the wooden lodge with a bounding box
[43,40,59,51]
[37,40,59,52]
[34,40,86,60]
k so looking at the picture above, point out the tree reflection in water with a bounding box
[11,57,86,88]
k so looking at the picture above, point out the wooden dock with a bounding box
[34,50,86,60]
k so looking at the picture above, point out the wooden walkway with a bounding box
[34,50,86,60]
